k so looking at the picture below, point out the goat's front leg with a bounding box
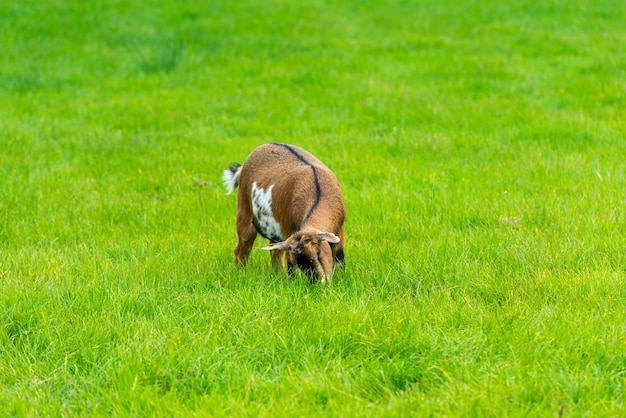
[270,250,285,271]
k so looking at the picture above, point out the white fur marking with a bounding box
[251,182,283,241]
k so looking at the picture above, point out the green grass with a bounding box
[1,0,625,415]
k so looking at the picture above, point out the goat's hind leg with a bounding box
[234,215,258,265]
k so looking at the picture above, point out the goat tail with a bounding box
[222,162,243,195]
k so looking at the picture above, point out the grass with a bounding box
[1,0,625,415]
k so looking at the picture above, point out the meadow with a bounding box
[1,0,625,415]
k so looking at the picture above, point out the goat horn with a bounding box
[261,241,289,251]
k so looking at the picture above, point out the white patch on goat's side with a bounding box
[251,182,283,241]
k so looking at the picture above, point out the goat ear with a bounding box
[317,231,340,244]
[261,241,290,251]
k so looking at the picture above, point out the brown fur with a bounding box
[223,143,346,283]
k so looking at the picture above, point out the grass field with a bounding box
[1,0,625,415]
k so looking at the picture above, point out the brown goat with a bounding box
[223,143,346,283]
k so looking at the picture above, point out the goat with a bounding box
[222,143,346,283]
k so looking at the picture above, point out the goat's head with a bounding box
[262,228,340,283]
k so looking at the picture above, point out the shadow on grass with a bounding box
[130,37,184,75]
